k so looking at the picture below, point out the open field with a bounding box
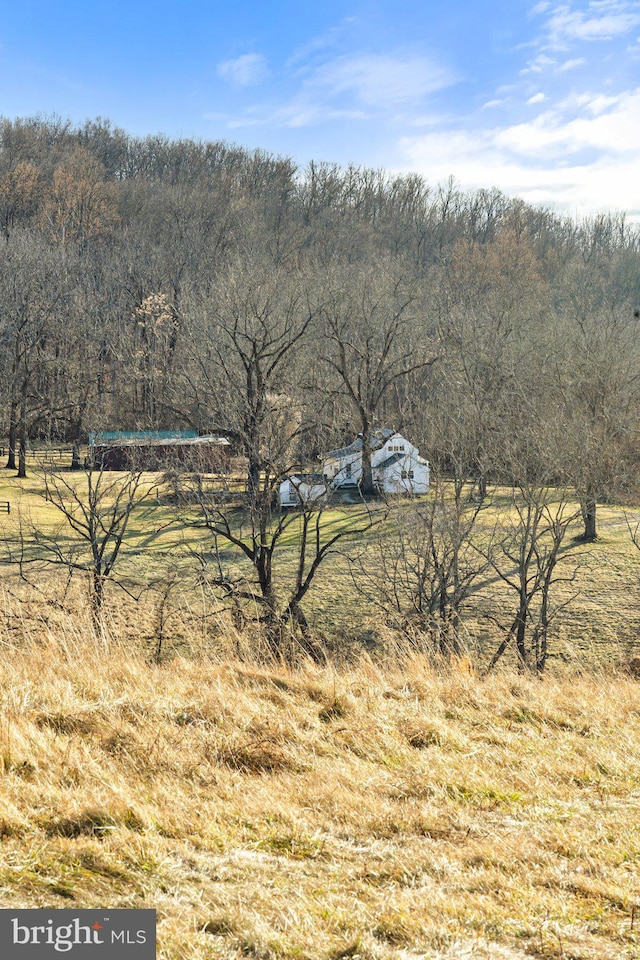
[1,631,640,959]
[1,458,640,958]
[1,454,640,668]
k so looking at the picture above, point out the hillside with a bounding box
[1,629,639,959]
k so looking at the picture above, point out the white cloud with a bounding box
[397,86,640,217]
[312,53,456,109]
[522,53,556,73]
[584,92,619,112]
[557,56,587,69]
[400,130,640,216]
[494,88,640,156]
[209,12,640,219]
[386,4,640,218]
[217,54,269,88]
[533,0,640,50]
[220,94,372,131]
[214,51,457,131]
[285,19,358,69]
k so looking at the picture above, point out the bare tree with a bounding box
[184,472,379,661]
[321,261,437,496]
[33,457,158,623]
[188,251,322,495]
[39,147,119,247]
[482,483,580,674]
[0,238,70,476]
[0,160,40,240]
[554,305,640,540]
[431,230,549,498]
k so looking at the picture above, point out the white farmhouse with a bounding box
[323,428,430,495]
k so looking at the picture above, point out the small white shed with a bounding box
[278,473,327,508]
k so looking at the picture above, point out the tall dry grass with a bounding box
[1,618,640,958]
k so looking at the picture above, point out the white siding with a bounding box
[325,432,429,495]
[278,476,327,508]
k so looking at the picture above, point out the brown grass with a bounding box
[1,624,640,959]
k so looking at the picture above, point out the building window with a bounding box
[345,463,352,477]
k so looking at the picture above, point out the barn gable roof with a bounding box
[324,428,395,460]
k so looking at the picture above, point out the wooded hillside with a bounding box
[2,116,640,667]
[2,115,638,490]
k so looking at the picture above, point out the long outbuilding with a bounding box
[88,431,231,471]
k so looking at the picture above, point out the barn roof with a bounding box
[324,428,395,460]
[92,434,229,449]
[89,429,197,446]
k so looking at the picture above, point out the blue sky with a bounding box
[2,1,640,217]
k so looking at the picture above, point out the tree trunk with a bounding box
[535,549,558,674]
[91,571,106,626]
[534,625,548,675]
[263,612,284,659]
[581,496,597,541]
[17,387,28,479]
[70,411,85,470]
[245,368,265,500]
[6,400,17,470]
[71,440,82,470]
[515,605,528,671]
[360,456,375,495]
[485,623,515,675]
[256,544,281,657]
[360,427,376,497]
[247,454,261,499]
[288,602,326,664]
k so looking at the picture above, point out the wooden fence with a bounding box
[30,448,74,464]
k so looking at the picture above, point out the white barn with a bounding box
[323,428,429,495]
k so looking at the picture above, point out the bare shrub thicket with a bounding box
[353,476,488,659]
[482,483,581,674]
[180,469,380,663]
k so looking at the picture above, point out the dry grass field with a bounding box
[1,458,640,958]
[1,629,640,959]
